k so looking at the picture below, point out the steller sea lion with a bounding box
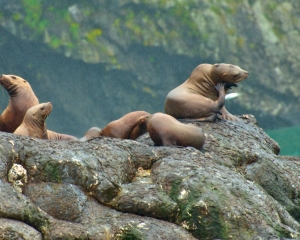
[80,127,102,141]
[101,111,151,140]
[147,112,205,150]
[0,74,78,140]
[0,74,39,132]
[14,102,52,139]
[164,63,249,122]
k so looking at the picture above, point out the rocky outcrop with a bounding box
[0,1,299,136]
[1,115,300,239]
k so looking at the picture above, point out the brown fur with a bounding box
[101,111,151,140]
[0,74,39,132]
[164,63,249,121]
[80,127,102,141]
[47,130,78,141]
[14,102,52,139]
[147,112,205,150]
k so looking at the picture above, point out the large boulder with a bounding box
[0,115,300,239]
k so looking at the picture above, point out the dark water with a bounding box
[266,125,300,156]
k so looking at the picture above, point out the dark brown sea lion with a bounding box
[80,127,102,141]
[47,130,78,141]
[101,111,151,140]
[147,112,205,150]
[14,102,52,139]
[164,63,249,121]
[0,74,39,132]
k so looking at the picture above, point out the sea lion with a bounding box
[80,127,102,141]
[14,102,52,139]
[47,130,78,141]
[101,111,151,140]
[164,63,249,121]
[0,74,39,132]
[147,112,205,150]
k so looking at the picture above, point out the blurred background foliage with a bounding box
[0,0,299,155]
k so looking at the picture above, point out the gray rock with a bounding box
[0,116,299,239]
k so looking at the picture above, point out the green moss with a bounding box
[86,28,103,43]
[22,0,45,35]
[178,198,229,239]
[13,13,22,21]
[44,161,62,182]
[170,3,198,37]
[114,225,145,240]
[272,25,285,41]
[265,2,277,21]
[23,206,50,233]
[48,37,62,49]
[70,23,80,41]
[249,43,255,48]
[237,36,245,47]
[169,178,182,202]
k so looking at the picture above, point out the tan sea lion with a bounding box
[147,112,205,150]
[101,111,151,140]
[0,74,78,140]
[164,63,249,122]
[47,130,78,141]
[80,127,102,141]
[14,102,52,139]
[0,74,39,132]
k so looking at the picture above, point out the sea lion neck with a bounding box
[25,113,45,130]
[6,84,18,97]
[186,64,219,99]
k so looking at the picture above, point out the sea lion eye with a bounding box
[40,107,44,110]
[11,76,16,79]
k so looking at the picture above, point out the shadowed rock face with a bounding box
[0,115,300,239]
[0,1,300,137]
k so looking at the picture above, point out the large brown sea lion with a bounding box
[0,74,39,132]
[164,63,249,122]
[101,111,151,140]
[147,112,205,150]
[14,102,52,139]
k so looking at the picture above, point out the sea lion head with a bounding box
[84,127,102,139]
[0,74,30,96]
[26,102,53,122]
[212,63,249,84]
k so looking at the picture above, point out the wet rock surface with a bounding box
[0,116,300,239]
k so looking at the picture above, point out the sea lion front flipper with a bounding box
[224,82,238,89]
